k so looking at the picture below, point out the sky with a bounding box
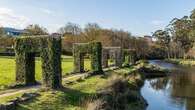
[0,0,195,36]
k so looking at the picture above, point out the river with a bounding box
[141,60,195,110]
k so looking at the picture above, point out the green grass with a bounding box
[0,57,143,110]
[15,67,138,110]
[0,56,91,89]
[0,65,136,110]
[17,75,107,110]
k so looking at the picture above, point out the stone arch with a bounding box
[102,47,123,68]
[14,36,62,89]
[73,42,103,74]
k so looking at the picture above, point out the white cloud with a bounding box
[0,7,30,29]
[40,8,53,15]
[151,20,164,26]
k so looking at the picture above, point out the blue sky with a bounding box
[0,0,195,36]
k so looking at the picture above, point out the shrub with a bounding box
[87,75,147,110]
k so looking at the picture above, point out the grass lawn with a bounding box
[17,75,107,110]
[16,67,133,110]
[0,56,91,89]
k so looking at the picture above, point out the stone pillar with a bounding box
[102,49,109,68]
[91,42,103,74]
[15,44,36,85]
[41,37,62,89]
[115,48,123,67]
[74,52,84,73]
[73,42,103,74]
[15,36,62,89]
[73,44,85,73]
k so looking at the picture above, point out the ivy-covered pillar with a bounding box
[41,37,62,89]
[115,48,123,67]
[122,51,126,63]
[102,49,109,68]
[15,36,62,89]
[90,42,103,74]
[73,42,103,74]
[129,50,136,65]
[122,49,130,66]
[15,40,36,85]
[73,44,85,73]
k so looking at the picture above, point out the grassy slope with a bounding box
[16,68,134,110]
[0,56,91,89]
[17,75,107,110]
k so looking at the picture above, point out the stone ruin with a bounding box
[15,36,62,89]
[102,47,123,68]
[14,36,135,89]
[123,49,136,66]
[73,42,103,74]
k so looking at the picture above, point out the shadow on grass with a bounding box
[16,86,97,110]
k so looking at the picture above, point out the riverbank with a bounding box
[135,60,170,78]
[165,59,195,67]
[141,60,195,110]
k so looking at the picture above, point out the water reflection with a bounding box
[142,61,195,110]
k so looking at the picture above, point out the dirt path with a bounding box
[0,85,40,98]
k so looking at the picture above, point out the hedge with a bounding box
[15,36,62,89]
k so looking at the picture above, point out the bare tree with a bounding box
[83,23,101,42]
[58,22,81,36]
[23,24,48,36]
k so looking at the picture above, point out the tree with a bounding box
[58,22,81,36]
[153,30,171,58]
[169,16,193,57]
[111,29,132,48]
[189,9,195,42]
[133,37,149,59]
[23,24,48,36]
[83,23,101,42]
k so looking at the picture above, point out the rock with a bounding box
[0,102,16,110]
[21,93,39,101]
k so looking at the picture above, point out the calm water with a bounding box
[141,60,195,110]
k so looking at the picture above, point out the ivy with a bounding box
[102,47,123,68]
[73,42,103,74]
[15,36,62,89]
[123,49,136,66]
